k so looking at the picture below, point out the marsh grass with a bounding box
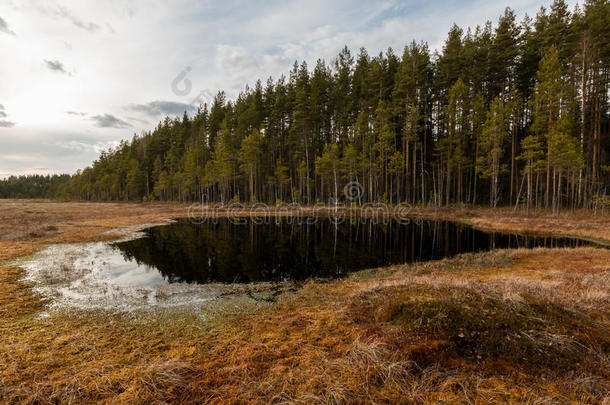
[2,248,609,404]
[384,288,605,372]
[1,201,609,403]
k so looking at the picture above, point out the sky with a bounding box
[0,0,578,178]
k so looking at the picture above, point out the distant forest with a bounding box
[0,175,71,199]
[18,1,610,210]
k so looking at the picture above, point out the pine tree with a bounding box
[239,129,265,202]
[315,143,341,204]
[445,79,470,204]
[478,97,510,207]
[531,45,565,208]
[518,135,545,214]
[373,101,394,201]
[548,115,584,213]
[490,7,520,99]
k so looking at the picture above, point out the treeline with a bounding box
[0,174,71,199]
[63,0,609,211]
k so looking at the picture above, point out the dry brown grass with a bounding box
[0,200,609,403]
[411,206,610,245]
[0,200,188,259]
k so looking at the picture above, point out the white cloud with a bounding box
[43,59,72,75]
[215,45,260,72]
[90,114,131,129]
[126,100,196,117]
[55,139,119,153]
[0,16,16,35]
[39,2,101,32]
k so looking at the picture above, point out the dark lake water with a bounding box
[110,217,597,285]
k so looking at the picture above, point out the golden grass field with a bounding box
[0,200,609,404]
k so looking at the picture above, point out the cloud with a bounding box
[55,140,119,153]
[126,116,150,125]
[66,111,87,116]
[44,59,72,76]
[126,100,196,117]
[90,114,131,129]
[215,45,260,72]
[41,4,100,32]
[0,129,124,177]
[0,154,38,163]
[0,105,14,126]
[0,16,16,36]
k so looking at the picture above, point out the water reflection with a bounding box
[111,218,595,285]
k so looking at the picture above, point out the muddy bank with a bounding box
[17,239,293,312]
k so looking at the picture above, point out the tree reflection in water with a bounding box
[112,218,593,284]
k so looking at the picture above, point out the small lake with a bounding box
[111,217,595,285]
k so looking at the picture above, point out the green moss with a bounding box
[387,288,605,374]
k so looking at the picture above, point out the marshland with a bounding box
[1,0,609,403]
